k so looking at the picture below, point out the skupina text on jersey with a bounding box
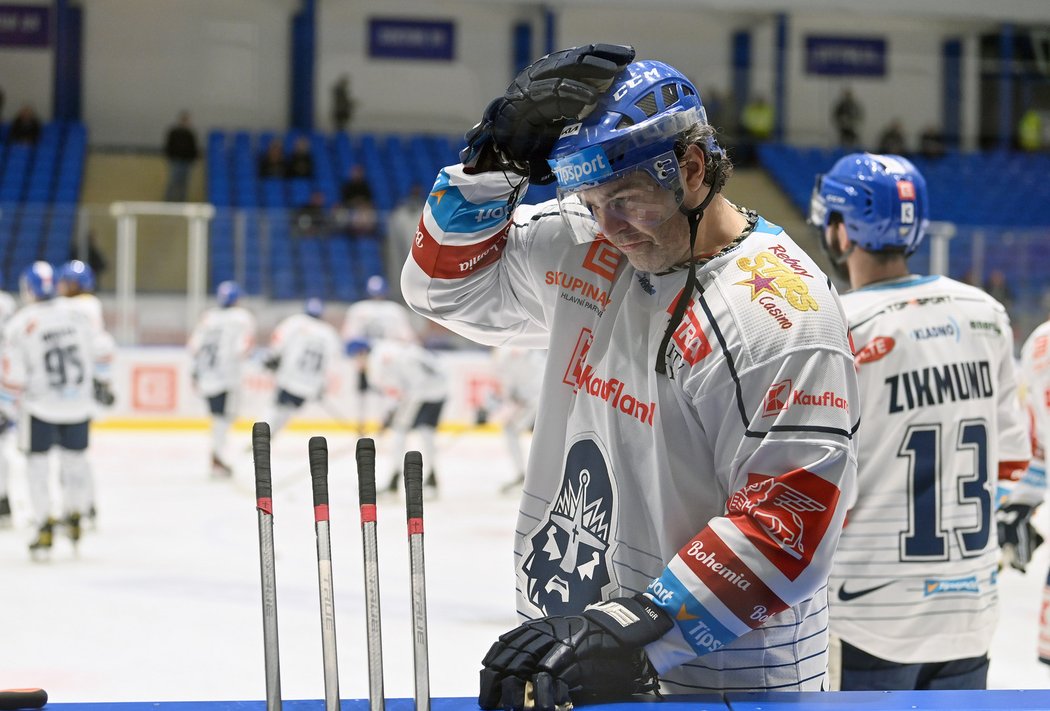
[402,166,860,692]
[829,275,1030,664]
[1,297,114,423]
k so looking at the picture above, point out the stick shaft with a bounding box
[404,451,430,711]
[310,437,340,711]
[357,438,385,711]
[253,422,282,711]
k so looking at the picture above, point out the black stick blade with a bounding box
[404,451,424,521]
[356,438,377,506]
[252,422,272,503]
[309,436,329,508]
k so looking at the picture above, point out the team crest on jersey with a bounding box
[520,437,618,615]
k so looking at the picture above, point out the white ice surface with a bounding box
[1,429,1048,703]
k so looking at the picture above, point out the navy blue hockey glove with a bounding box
[478,594,672,711]
[93,379,115,406]
[998,503,1044,573]
[461,43,635,185]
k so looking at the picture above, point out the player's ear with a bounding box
[681,144,706,192]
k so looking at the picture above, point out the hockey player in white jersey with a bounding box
[1018,317,1050,663]
[402,46,859,702]
[811,153,1031,690]
[346,338,447,493]
[261,298,342,438]
[187,281,256,478]
[57,259,114,524]
[478,347,546,493]
[341,275,420,431]
[0,262,114,557]
[0,278,17,526]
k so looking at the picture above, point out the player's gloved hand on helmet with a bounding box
[461,43,635,185]
[93,379,115,406]
[997,503,1045,573]
[478,593,673,711]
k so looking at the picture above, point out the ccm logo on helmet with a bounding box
[612,67,664,101]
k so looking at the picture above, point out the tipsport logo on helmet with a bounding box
[549,145,613,189]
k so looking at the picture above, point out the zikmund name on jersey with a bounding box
[886,359,993,414]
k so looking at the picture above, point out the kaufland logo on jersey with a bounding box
[550,146,612,189]
[563,329,656,426]
[762,379,848,417]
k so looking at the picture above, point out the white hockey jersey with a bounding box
[0,291,16,331]
[829,275,1030,664]
[1,297,113,423]
[1021,319,1050,492]
[402,166,860,692]
[187,306,256,397]
[341,298,419,345]
[269,313,343,400]
[366,339,448,406]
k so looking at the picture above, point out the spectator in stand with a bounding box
[739,93,774,167]
[919,125,947,160]
[258,138,285,179]
[384,183,426,301]
[1018,107,1043,152]
[332,74,355,133]
[292,189,330,238]
[163,111,200,202]
[9,104,41,145]
[877,119,907,155]
[984,269,1015,311]
[339,164,378,238]
[832,88,863,147]
[285,136,314,179]
[68,230,109,284]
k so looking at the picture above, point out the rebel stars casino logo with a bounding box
[521,437,618,615]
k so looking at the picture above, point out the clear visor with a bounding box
[556,153,685,244]
[808,174,828,228]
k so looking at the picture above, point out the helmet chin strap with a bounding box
[655,165,721,376]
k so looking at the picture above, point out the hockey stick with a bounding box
[356,438,386,711]
[309,436,341,711]
[253,422,282,711]
[0,689,47,710]
[404,451,431,711]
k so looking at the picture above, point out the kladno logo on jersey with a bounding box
[521,438,618,615]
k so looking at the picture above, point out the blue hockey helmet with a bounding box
[365,275,387,298]
[345,338,371,356]
[810,152,929,256]
[305,297,324,318]
[217,280,241,308]
[20,261,56,302]
[58,259,96,292]
[547,60,714,244]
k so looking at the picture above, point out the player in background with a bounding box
[341,275,419,432]
[261,298,342,438]
[0,277,17,526]
[56,259,115,525]
[477,347,546,493]
[811,153,1031,690]
[402,45,859,701]
[187,280,256,478]
[1018,317,1050,664]
[346,338,447,494]
[0,262,114,558]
